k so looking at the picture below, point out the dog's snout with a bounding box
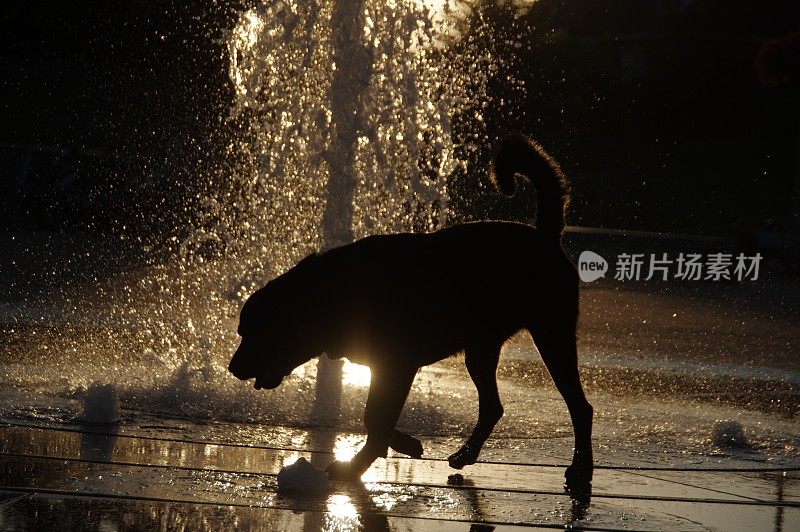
[228,349,249,379]
[227,359,241,378]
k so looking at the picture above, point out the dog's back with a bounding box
[310,135,577,366]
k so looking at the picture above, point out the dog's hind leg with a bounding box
[327,367,416,480]
[448,343,504,469]
[532,324,593,493]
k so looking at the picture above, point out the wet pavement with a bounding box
[0,421,797,531]
[1,265,798,530]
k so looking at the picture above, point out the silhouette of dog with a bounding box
[229,135,593,492]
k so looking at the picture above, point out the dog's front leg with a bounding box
[327,367,416,481]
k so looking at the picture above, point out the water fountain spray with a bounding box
[226,0,492,426]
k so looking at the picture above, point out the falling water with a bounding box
[226,0,489,273]
[224,0,493,426]
[0,0,498,433]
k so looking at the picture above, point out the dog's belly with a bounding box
[336,292,528,369]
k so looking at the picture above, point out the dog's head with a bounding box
[228,254,320,390]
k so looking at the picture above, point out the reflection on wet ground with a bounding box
[0,423,797,531]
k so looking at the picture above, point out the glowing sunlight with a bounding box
[342,360,371,387]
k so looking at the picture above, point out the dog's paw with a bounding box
[390,432,424,458]
[563,463,593,495]
[325,460,362,482]
[447,445,480,469]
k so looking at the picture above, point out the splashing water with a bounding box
[0,0,499,433]
[226,0,490,271]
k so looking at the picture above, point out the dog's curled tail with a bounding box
[491,134,570,236]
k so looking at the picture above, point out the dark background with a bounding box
[1,0,799,241]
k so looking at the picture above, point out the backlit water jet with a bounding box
[225,0,492,425]
[0,0,499,431]
[226,0,488,272]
